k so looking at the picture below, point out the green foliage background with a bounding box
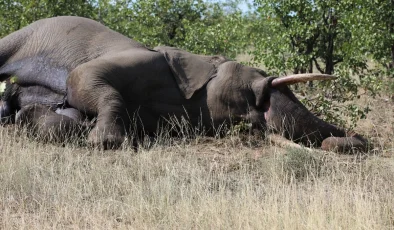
[1,0,393,127]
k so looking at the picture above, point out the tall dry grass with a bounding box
[0,95,393,229]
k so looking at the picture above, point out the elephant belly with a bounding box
[0,55,69,94]
[126,99,210,134]
[126,102,185,131]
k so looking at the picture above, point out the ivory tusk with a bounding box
[271,74,337,87]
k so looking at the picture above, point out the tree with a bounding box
[251,0,358,75]
[0,0,96,38]
[94,0,247,57]
[347,0,394,71]
[0,0,25,36]
[250,0,383,127]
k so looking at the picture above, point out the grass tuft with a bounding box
[0,93,393,229]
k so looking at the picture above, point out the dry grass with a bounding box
[0,95,394,229]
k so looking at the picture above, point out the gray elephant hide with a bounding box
[154,46,229,99]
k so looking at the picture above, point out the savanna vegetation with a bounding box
[1,0,394,228]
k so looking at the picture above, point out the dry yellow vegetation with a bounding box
[0,95,393,229]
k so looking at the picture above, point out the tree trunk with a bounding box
[308,59,314,87]
[325,32,335,74]
[390,24,394,69]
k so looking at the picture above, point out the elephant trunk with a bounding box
[266,87,368,152]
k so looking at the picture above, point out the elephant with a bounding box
[0,80,90,141]
[0,16,369,152]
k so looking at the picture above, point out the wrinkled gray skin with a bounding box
[0,16,368,151]
[0,81,88,141]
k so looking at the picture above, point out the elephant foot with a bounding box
[87,126,125,150]
[321,136,369,153]
[16,104,87,142]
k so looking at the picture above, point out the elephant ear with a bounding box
[154,46,228,99]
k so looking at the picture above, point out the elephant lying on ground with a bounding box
[0,81,90,141]
[0,16,368,152]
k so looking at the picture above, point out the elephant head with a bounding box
[206,61,368,152]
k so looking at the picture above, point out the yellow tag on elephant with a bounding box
[10,76,17,84]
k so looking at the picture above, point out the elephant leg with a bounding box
[0,81,19,124]
[66,60,130,149]
[16,104,85,142]
[66,50,168,149]
[0,100,13,124]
